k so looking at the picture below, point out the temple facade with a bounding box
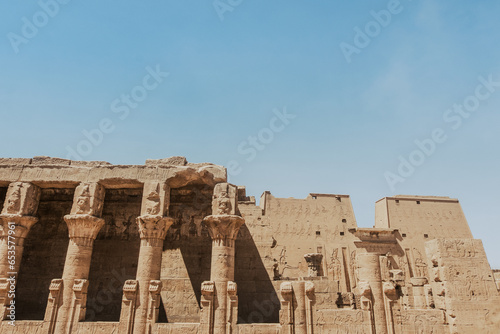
[0,156,498,334]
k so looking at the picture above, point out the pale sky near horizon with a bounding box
[1,1,500,266]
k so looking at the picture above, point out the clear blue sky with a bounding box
[1,1,499,266]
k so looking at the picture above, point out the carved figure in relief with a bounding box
[7,184,21,213]
[5,184,22,214]
[350,250,357,287]
[145,189,161,215]
[215,191,232,215]
[75,184,91,214]
[413,249,427,278]
[329,248,342,281]
[272,259,281,280]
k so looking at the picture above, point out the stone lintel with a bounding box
[349,228,399,243]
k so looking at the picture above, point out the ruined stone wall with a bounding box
[0,157,498,334]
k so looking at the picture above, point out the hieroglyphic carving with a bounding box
[413,248,428,278]
[330,248,342,282]
[141,182,169,217]
[443,239,476,258]
[211,183,238,216]
[2,182,40,216]
[71,183,105,216]
[145,187,161,215]
[393,309,446,334]
[350,250,358,289]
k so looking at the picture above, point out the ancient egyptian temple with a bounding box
[0,156,498,333]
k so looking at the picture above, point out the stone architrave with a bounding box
[132,182,173,334]
[0,182,40,319]
[202,183,245,334]
[52,182,106,334]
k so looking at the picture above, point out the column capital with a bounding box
[0,215,38,240]
[202,215,245,247]
[304,253,323,277]
[64,215,105,246]
[136,215,174,242]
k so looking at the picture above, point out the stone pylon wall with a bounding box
[0,156,498,334]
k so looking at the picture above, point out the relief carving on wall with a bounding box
[2,182,41,216]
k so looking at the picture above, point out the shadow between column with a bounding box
[235,224,280,323]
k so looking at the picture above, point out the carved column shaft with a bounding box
[53,183,105,334]
[0,182,40,277]
[202,183,245,334]
[357,253,388,334]
[0,216,38,278]
[132,216,172,334]
[132,182,173,334]
[204,216,244,334]
[0,182,40,320]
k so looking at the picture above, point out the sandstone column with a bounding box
[0,182,40,319]
[132,182,173,334]
[202,183,245,334]
[52,182,106,334]
[356,253,388,334]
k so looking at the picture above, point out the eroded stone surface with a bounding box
[0,157,497,334]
